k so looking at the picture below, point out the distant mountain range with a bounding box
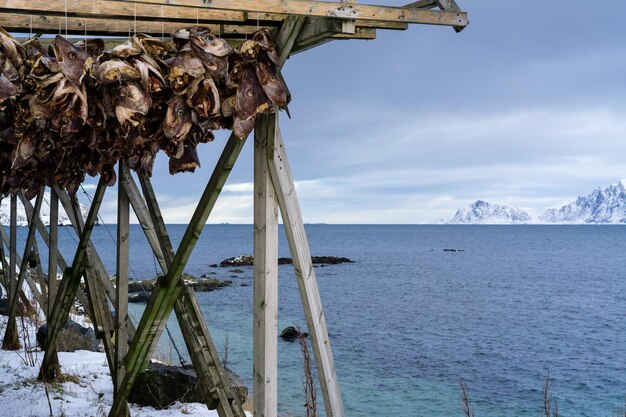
[0,192,89,226]
[447,180,626,224]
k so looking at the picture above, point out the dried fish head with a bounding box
[93,60,142,84]
[133,34,172,58]
[111,40,142,58]
[0,74,18,102]
[168,140,200,174]
[73,38,106,59]
[163,95,192,143]
[233,116,255,139]
[168,51,204,93]
[186,77,220,120]
[113,83,152,127]
[189,30,232,57]
[255,59,286,106]
[253,28,280,64]
[53,35,93,84]
[236,65,270,120]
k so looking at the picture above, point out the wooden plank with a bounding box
[435,0,465,32]
[48,189,59,319]
[253,113,279,417]
[267,123,344,417]
[110,0,468,27]
[39,178,107,380]
[114,162,130,409]
[0,13,273,37]
[1,194,18,350]
[2,189,44,349]
[0,0,245,24]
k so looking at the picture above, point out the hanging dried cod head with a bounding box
[52,35,93,85]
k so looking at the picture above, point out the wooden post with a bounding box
[267,122,345,417]
[48,189,59,319]
[39,178,107,380]
[1,193,19,350]
[3,189,44,349]
[253,113,279,417]
[114,162,130,416]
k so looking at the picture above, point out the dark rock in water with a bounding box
[186,277,232,292]
[37,320,99,352]
[443,249,465,252]
[280,326,308,342]
[228,269,244,274]
[129,362,248,409]
[128,279,156,293]
[240,283,248,287]
[220,255,254,267]
[209,264,218,268]
[129,293,151,303]
[221,255,354,267]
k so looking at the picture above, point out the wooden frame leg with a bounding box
[253,113,279,417]
[39,178,107,380]
[2,193,19,350]
[267,120,345,417]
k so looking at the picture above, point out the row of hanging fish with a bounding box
[0,27,288,198]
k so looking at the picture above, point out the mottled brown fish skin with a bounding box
[236,65,270,120]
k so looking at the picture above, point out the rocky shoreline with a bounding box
[217,254,354,267]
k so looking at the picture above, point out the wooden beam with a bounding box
[267,123,344,417]
[114,163,130,413]
[253,113,279,417]
[0,12,271,37]
[2,189,44,350]
[404,0,438,9]
[111,0,468,28]
[48,189,59,319]
[39,178,107,380]
[1,194,18,350]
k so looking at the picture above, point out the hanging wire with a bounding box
[29,15,32,39]
[134,3,137,35]
[64,0,68,36]
[196,9,199,26]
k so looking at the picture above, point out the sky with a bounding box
[85,1,626,224]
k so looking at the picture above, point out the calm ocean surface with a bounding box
[18,225,626,417]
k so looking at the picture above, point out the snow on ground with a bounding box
[0,301,233,417]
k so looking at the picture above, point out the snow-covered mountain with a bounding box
[448,180,626,224]
[0,192,89,226]
[450,200,534,224]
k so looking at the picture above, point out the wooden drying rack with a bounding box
[0,2,468,417]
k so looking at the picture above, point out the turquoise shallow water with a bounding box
[18,225,626,417]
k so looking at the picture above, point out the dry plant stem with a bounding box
[299,332,317,417]
[222,330,229,368]
[543,370,558,417]
[460,382,474,417]
[44,382,54,417]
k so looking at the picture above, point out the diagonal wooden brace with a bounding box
[39,178,107,380]
[266,118,345,417]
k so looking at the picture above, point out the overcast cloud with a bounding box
[86,1,626,224]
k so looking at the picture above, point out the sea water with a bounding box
[19,225,626,417]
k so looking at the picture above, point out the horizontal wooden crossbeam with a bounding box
[0,0,466,38]
[108,0,467,27]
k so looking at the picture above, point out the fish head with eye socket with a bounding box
[52,35,93,85]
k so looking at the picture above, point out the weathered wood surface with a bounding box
[47,189,58,319]
[2,191,43,350]
[1,194,18,350]
[253,114,280,417]
[267,123,344,417]
[0,12,267,37]
[105,0,468,27]
[114,163,130,407]
[39,178,106,379]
